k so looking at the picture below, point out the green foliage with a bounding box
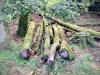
[0,0,90,22]
[0,47,28,65]
[47,0,89,20]
[0,0,45,22]
[0,46,42,75]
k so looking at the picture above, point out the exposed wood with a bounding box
[47,24,60,65]
[20,21,35,59]
[57,25,74,60]
[48,16,100,37]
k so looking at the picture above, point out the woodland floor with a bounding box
[0,12,100,75]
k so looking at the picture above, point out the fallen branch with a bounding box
[49,17,100,37]
[78,22,100,26]
[28,69,41,75]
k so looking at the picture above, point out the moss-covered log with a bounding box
[57,25,74,60]
[70,31,97,49]
[20,21,35,59]
[34,21,44,53]
[49,17,100,37]
[41,18,50,63]
[47,24,60,65]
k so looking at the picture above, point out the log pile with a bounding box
[19,17,99,65]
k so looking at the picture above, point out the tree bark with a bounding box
[49,24,54,44]
[17,13,29,37]
[49,17,100,37]
[32,24,40,48]
[20,21,35,59]
[41,18,50,63]
[70,31,97,49]
[33,21,44,53]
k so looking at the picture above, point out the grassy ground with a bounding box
[0,44,100,75]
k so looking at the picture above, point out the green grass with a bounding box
[0,45,100,75]
[0,46,41,75]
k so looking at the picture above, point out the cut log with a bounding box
[70,31,97,49]
[41,18,50,63]
[47,24,60,65]
[48,17,100,37]
[20,21,35,59]
[57,25,74,60]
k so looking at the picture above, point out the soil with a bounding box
[74,12,100,25]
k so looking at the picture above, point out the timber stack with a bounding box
[19,16,99,65]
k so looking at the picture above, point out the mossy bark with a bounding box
[47,24,60,65]
[49,24,54,44]
[49,17,100,37]
[57,25,74,60]
[21,21,35,51]
[70,32,97,49]
[41,18,50,63]
[33,21,44,53]
[32,24,40,47]
[17,13,28,37]
[43,18,50,56]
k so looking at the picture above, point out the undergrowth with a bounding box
[0,45,100,75]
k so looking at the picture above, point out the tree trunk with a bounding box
[20,21,35,59]
[49,17,100,37]
[17,13,28,37]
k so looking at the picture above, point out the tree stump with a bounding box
[70,31,97,49]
